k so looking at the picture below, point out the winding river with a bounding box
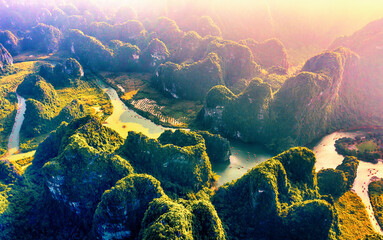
[95,78,273,185]
[4,77,382,233]
[95,78,167,139]
[2,94,27,159]
[96,79,383,233]
[314,131,383,234]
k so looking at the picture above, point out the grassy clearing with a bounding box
[100,71,203,128]
[19,72,113,152]
[1,52,113,153]
[358,140,378,153]
[335,191,375,240]
[14,156,33,168]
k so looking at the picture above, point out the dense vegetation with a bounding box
[22,23,63,53]
[317,156,359,197]
[0,116,227,239]
[118,129,217,195]
[368,180,383,230]
[212,147,341,239]
[0,2,382,239]
[0,61,37,156]
[335,134,383,163]
[199,45,383,153]
[239,38,289,74]
[335,191,375,240]
[0,44,13,72]
[3,114,374,239]
[67,29,113,70]
[153,53,224,100]
[0,30,20,56]
[200,78,272,144]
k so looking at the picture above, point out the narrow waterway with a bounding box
[96,78,383,233]
[95,78,166,139]
[95,78,273,184]
[6,94,26,156]
[313,131,383,234]
[212,141,272,185]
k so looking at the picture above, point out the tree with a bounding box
[282,200,334,240]
[92,174,165,239]
[336,156,359,189]
[22,23,63,53]
[317,169,347,197]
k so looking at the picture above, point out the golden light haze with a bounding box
[121,0,383,44]
[6,0,383,64]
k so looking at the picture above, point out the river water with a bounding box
[6,94,26,156]
[313,131,383,234]
[96,79,383,233]
[5,77,380,233]
[95,78,273,185]
[2,93,37,165]
[95,78,167,139]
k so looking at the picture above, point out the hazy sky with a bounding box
[3,0,383,54]
[122,0,383,42]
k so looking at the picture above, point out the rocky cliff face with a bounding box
[329,19,383,129]
[0,44,13,71]
[0,30,20,56]
[200,45,380,152]
[153,52,224,100]
[140,38,169,71]
[22,23,63,53]
[118,130,215,192]
[201,78,272,143]
[92,174,165,240]
[39,116,131,229]
[212,147,336,240]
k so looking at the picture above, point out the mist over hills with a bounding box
[0,1,383,239]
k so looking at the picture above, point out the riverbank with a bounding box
[0,92,35,173]
[94,77,168,139]
[335,131,383,163]
[97,71,203,129]
[94,76,274,186]
[314,131,383,234]
[6,94,26,156]
[16,67,113,153]
[0,61,38,156]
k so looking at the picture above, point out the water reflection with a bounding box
[97,78,383,233]
[7,94,26,156]
[213,140,272,186]
[96,78,165,139]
